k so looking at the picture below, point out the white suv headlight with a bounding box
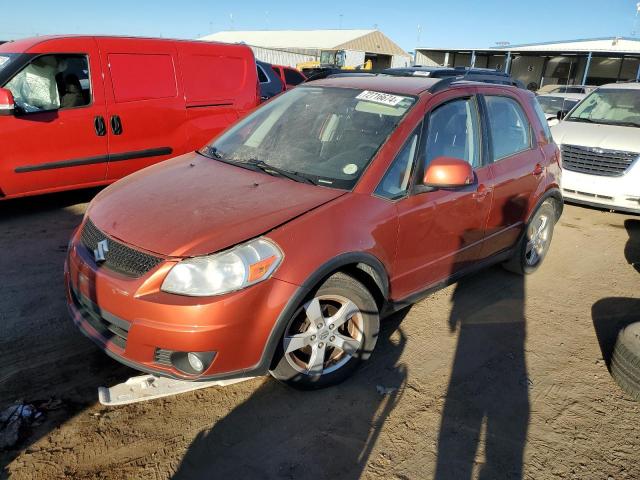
[161,238,283,296]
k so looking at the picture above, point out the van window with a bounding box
[181,55,246,102]
[5,54,91,113]
[108,53,177,103]
[257,65,269,83]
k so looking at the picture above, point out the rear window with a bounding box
[284,68,305,85]
[182,54,247,103]
[108,53,177,103]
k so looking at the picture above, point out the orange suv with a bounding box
[65,75,562,389]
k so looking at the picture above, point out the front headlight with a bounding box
[161,238,283,296]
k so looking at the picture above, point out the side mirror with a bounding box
[557,110,568,120]
[423,156,474,188]
[0,88,15,116]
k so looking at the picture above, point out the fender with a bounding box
[253,251,390,373]
[527,186,563,223]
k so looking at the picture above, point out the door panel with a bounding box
[392,166,493,299]
[391,94,493,300]
[0,39,108,196]
[479,94,546,257]
[97,38,188,180]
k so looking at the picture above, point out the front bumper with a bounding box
[65,226,299,380]
[562,168,640,214]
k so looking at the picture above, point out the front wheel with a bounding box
[269,272,379,390]
[503,199,556,275]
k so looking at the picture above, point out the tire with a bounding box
[269,272,380,390]
[503,199,556,275]
[611,322,640,401]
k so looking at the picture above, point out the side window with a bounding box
[422,97,481,174]
[375,130,419,200]
[257,65,269,83]
[284,68,305,85]
[5,54,91,113]
[108,53,176,103]
[531,97,553,142]
[485,96,532,161]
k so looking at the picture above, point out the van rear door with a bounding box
[96,38,188,180]
[0,37,108,197]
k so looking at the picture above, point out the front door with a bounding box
[96,38,188,181]
[1,38,108,197]
[392,94,494,300]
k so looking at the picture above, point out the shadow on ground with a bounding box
[0,189,134,474]
[173,309,410,480]
[592,218,640,369]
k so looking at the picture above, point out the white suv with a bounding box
[551,82,640,214]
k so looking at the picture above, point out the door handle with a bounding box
[110,115,123,135]
[533,163,544,176]
[94,116,106,136]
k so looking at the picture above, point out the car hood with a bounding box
[87,153,346,257]
[551,120,640,153]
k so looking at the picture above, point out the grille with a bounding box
[71,287,129,349]
[561,144,639,177]
[154,349,174,367]
[80,219,163,278]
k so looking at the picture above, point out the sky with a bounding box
[1,0,639,51]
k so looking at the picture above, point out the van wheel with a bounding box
[503,199,556,275]
[611,322,640,401]
[269,272,379,390]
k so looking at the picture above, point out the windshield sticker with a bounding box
[343,164,358,175]
[356,90,407,107]
[412,71,431,77]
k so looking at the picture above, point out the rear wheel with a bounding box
[269,272,379,389]
[611,322,640,401]
[503,199,556,275]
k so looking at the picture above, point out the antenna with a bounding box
[417,24,422,46]
[633,2,640,36]
[230,13,234,31]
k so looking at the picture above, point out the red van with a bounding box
[0,36,259,200]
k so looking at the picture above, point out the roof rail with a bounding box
[428,73,524,93]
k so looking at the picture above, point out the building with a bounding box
[201,29,411,69]
[414,37,640,89]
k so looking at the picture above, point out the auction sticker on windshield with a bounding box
[356,90,408,107]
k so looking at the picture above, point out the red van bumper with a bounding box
[64,224,298,380]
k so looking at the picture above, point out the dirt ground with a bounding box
[1,191,639,480]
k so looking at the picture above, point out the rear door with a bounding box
[0,38,108,196]
[478,91,547,257]
[391,91,494,299]
[96,38,188,180]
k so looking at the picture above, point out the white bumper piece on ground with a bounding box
[98,374,254,406]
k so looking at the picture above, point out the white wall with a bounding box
[250,46,317,68]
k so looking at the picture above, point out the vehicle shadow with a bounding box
[173,308,411,480]
[435,195,532,479]
[592,218,640,369]
[0,189,133,474]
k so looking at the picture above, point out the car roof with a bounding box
[599,82,640,90]
[306,74,441,95]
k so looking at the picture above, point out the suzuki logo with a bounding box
[94,239,109,263]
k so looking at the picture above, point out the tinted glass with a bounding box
[201,86,415,190]
[375,131,419,199]
[423,98,481,171]
[257,65,269,83]
[485,96,531,161]
[531,97,553,141]
[0,53,17,74]
[284,68,305,85]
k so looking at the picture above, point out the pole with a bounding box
[505,52,512,73]
[582,52,592,85]
[470,50,476,68]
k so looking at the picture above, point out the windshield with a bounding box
[551,86,584,94]
[537,95,580,115]
[567,88,640,127]
[320,51,336,65]
[0,54,17,74]
[200,86,416,190]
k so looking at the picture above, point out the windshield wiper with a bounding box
[600,120,640,128]
[245,159,317,185]
[567,117,595,123]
